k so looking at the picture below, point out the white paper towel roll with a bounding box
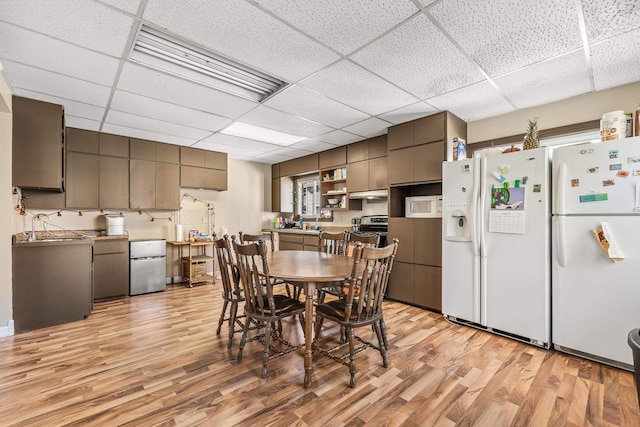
[175,224,183,242]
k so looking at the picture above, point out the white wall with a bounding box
[0,72,13,336]
[468,81,640,143]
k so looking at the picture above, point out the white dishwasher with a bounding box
[129,239,166,295]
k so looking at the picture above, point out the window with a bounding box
[294,173,320,218]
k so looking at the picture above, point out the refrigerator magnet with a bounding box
[609,150,619,159]
[533,184,541,192]
[522,176,528,184]
[571,179,580,187]
[610,163,622,170]
[602,179,615,186]
[492,171,506,183]
[617,170,629,178]
[579,193,608,202]
[587,166,599,173]
[629,157,640,163]
[633,170,640,176]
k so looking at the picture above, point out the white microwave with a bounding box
[405,195,443,218]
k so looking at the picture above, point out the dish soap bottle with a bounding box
[299,217,303,229]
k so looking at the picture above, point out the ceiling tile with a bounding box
[582,0,640,43]
[263,85,370,129]
[428,0,582,77]
[3,61,112,106]
[239,105,333,138]
[0,23,120,86]
[427,81,515,122]
[254,0,418,55]
[315,129,363,145]
[142,0,340,82]
[267,147,315,158]
[0,0,134,56]
[105,110,212,140]
[252,152,293,163]
[378,101,439,124]
[341,117,390,138]
[65,116,102,131]
[101,123,197,146]
[351,14,485,99]
[100,0,141,14]
[202,133,283,152]
[494,50,592,109]
[110,90,232,132]
[193,140,265,160]
[116,63,257,119]
[592,27,640,91]
[300,60,420,115]
[13,88,105,121]
[289,139,337,152]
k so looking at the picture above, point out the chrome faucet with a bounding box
[29,213,48,241]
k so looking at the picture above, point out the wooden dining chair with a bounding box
[344,232,380,256]
[239,230,301,300]
[239,231,275,251]
[317,231,348,303]
[233,239,306,379]
[313,238,399,388]
[318,230,347,255]
[214,234,246,349]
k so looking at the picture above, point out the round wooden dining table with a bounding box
[265,250,354,388]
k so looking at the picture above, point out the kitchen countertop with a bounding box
[12,229,129,245]
[265,226,350,235]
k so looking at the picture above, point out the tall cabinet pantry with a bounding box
[386,111,466,311]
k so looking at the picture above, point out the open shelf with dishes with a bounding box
[320,167,361,211]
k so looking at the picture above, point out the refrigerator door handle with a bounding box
[556,162,567,215]
[556,215,567,267]
[470,156,481,255]
[479,157,488,257]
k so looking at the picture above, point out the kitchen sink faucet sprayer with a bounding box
[28,213,50,241]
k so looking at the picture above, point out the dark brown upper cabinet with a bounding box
[12,96,65,191]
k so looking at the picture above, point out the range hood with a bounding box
[348,190,388,199]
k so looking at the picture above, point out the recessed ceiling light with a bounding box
[130,25,288,102]
[220,122,305,146]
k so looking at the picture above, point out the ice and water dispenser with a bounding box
[444,201,471,241]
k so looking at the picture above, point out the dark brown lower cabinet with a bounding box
[277,232,318,251]
[415,265,442,312]
[387,262,442,312]
[12,241,93,333]
[93,239,129,300]
[387,261,414,303]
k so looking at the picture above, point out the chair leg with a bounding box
[374,321,388,368]
[298,313,306,337]
[347,327,356,388]
[313,316,324,350]
[227,301,238,349]
[237,317,251,360]
[216,299,229,335]
[380,315,389,349]
[262,322,272,379]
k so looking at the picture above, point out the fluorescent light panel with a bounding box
[129,25,287,102]
[221,122,305,146]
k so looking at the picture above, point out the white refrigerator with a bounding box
[552,136,640,368]
[442,147,551,348]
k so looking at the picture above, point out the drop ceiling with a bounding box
[1,0,639,163]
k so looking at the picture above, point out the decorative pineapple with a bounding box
[523,117,540,150]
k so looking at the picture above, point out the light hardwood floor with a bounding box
[0,284,638,426]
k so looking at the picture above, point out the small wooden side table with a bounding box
[167,241,215,287]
